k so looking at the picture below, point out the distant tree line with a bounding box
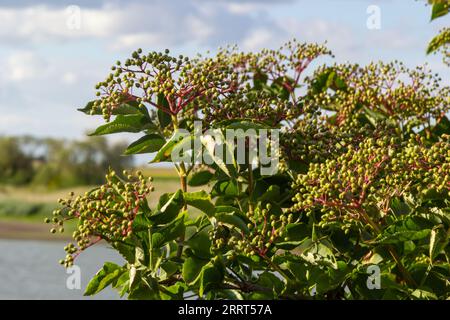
[0,135,133,188]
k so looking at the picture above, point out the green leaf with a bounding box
[379,229,431,244]
[362,106,386,126]
[150,190,184,225]
[78,100,145,116]
[78,100,99,115]
[158,110,172,129]
[259,185,281,203]
[160,260,179,280]
[128,274,160,300]
[390,197,411,216]
[151,212,186,248]
[301,241,338,269]
[253,70,268,90]
[182,256,208,283]
[155,94,172,128]
[114,242,135,264]
[430,115,450,137]
[84,262,123,296]
[188,170,214,187]
[287,160,309,174]
[198,262,224,297]
[187,229,212,259]
[429,226,448,264]
[310,67,347,95]
[160,282,187,300]
[431,2,449,21]
[222,120,272,131]
[151,130,190,163]
[132,212,152,232]
[271,76,292,100]
[124,134,165,155]
[184,191,215,216]
[200,131,237,177]
[157,93,170,109]
[89,114,155,136]
[378,216,433,244]
[211,180,239,197]
[256,272,284,297]
[427,28,450,54]
[411,289,438,300]
[215,212,249,233]
[285,223,310,241]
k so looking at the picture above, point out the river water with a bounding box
[0,239,124,299]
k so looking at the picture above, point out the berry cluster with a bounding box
[307,61,450,131]
[210,203,292,257]
[429,27,450,67]
[91,41,333,128]
[291,135,450,232]
[202,41,332,126]
[47,170,154,267]
[92,48,236,121]
[281,115,398,167]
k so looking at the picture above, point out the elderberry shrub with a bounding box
[48,39,450,300]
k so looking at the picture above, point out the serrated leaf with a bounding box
[151,130,190,163]
[151,212,186,248]
[184,191,215,216]
[150,190,184,225]
[253,70,268,90]
[124,134,165,155]
[378,229,431,244]
[158,109,172,129]
[182,256,208,284]
[200,131,237,177]
[215,212,249,233]
[89,114,155,136]
[427,28,450,54]
[84,262,123,296]
[78,100,145,116]
[187,230,212,259]
[198,263,224,297]
[188,170,214,187]
[431,2,449,21]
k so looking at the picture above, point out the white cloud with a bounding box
[279,18,357,54]
[61,72,78,85]
[5,51,45,81]
[0,1,282,50]
[242,28,281,51]
[225,3,259,15]
[111,33,164,51]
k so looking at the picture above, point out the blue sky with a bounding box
[0,0,448,142]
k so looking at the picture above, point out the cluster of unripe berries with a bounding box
[89,41,335,130]
[291,134,450,232]
[47,170,154,267]
[282,115,398,167]
[202,41,332,126]
[429,27,450,66]
[307,61,449,130]
[92,47,237,121]
[210,203,293,257]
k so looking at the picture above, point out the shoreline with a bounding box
[0,219,72,241]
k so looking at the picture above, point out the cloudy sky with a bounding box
[0,0,448,141]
